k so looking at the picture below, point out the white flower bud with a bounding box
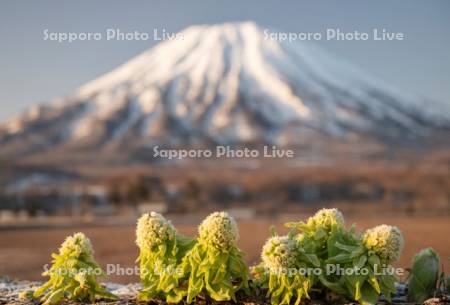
[363,224,404,263]
[261,236,298,270]
[198,211,239,249]
[308,208,345,231]
[59,232,93,257]
[136,212,176,250]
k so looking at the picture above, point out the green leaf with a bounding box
[270,225,277,237]
[96,289,118,300]
[327,252,352,263]
[355,280,361,300]
[303,253,321,267]
[33,281,52,298]
[446,275,450,293]
[359,283,379,305]
[335,242,357,253]
[318,275,347,295]
[408,248,440,303]
[43,288,65,305]
[314,227,327,240]
[294,290,303,305]
[379,275,397,301]
[353,255,367,269]
[367,276,381,294]
[350,246,366,258]
[368,254,380,267]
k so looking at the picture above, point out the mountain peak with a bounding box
[1,22,449,159]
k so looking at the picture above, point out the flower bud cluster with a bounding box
[136,212,176,250]
[307,208,345,232]
[261,236,298,270]
[198,211,239,249]
[59,232,94,257]
[363,224,404,263]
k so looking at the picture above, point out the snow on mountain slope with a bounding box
[1,22,449,157]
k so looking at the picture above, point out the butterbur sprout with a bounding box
[136,212,177,250]
[254,233,317,305]
[33,232,116,305]
[198,211,239,248]
[31,209,407,305]
[261,236,298,270]
[285,208,345,246]
[264,209,404,305]
[59,232,94,257]
[408,248,440,303]
[363,224,404,263]
[136,212,194,303]
[179,211,249,302]
[308,208,345,232]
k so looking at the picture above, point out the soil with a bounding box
[0,280,449,305]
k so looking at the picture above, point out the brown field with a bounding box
[0,214,449,283]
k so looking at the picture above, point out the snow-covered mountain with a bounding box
[1,22,449,158]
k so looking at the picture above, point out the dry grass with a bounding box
[0,214,449,283]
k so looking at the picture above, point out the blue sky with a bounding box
[1,0,449,121]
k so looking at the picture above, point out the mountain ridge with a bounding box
[1,22,449,160]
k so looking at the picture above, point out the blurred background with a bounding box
[0,0,449,282]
